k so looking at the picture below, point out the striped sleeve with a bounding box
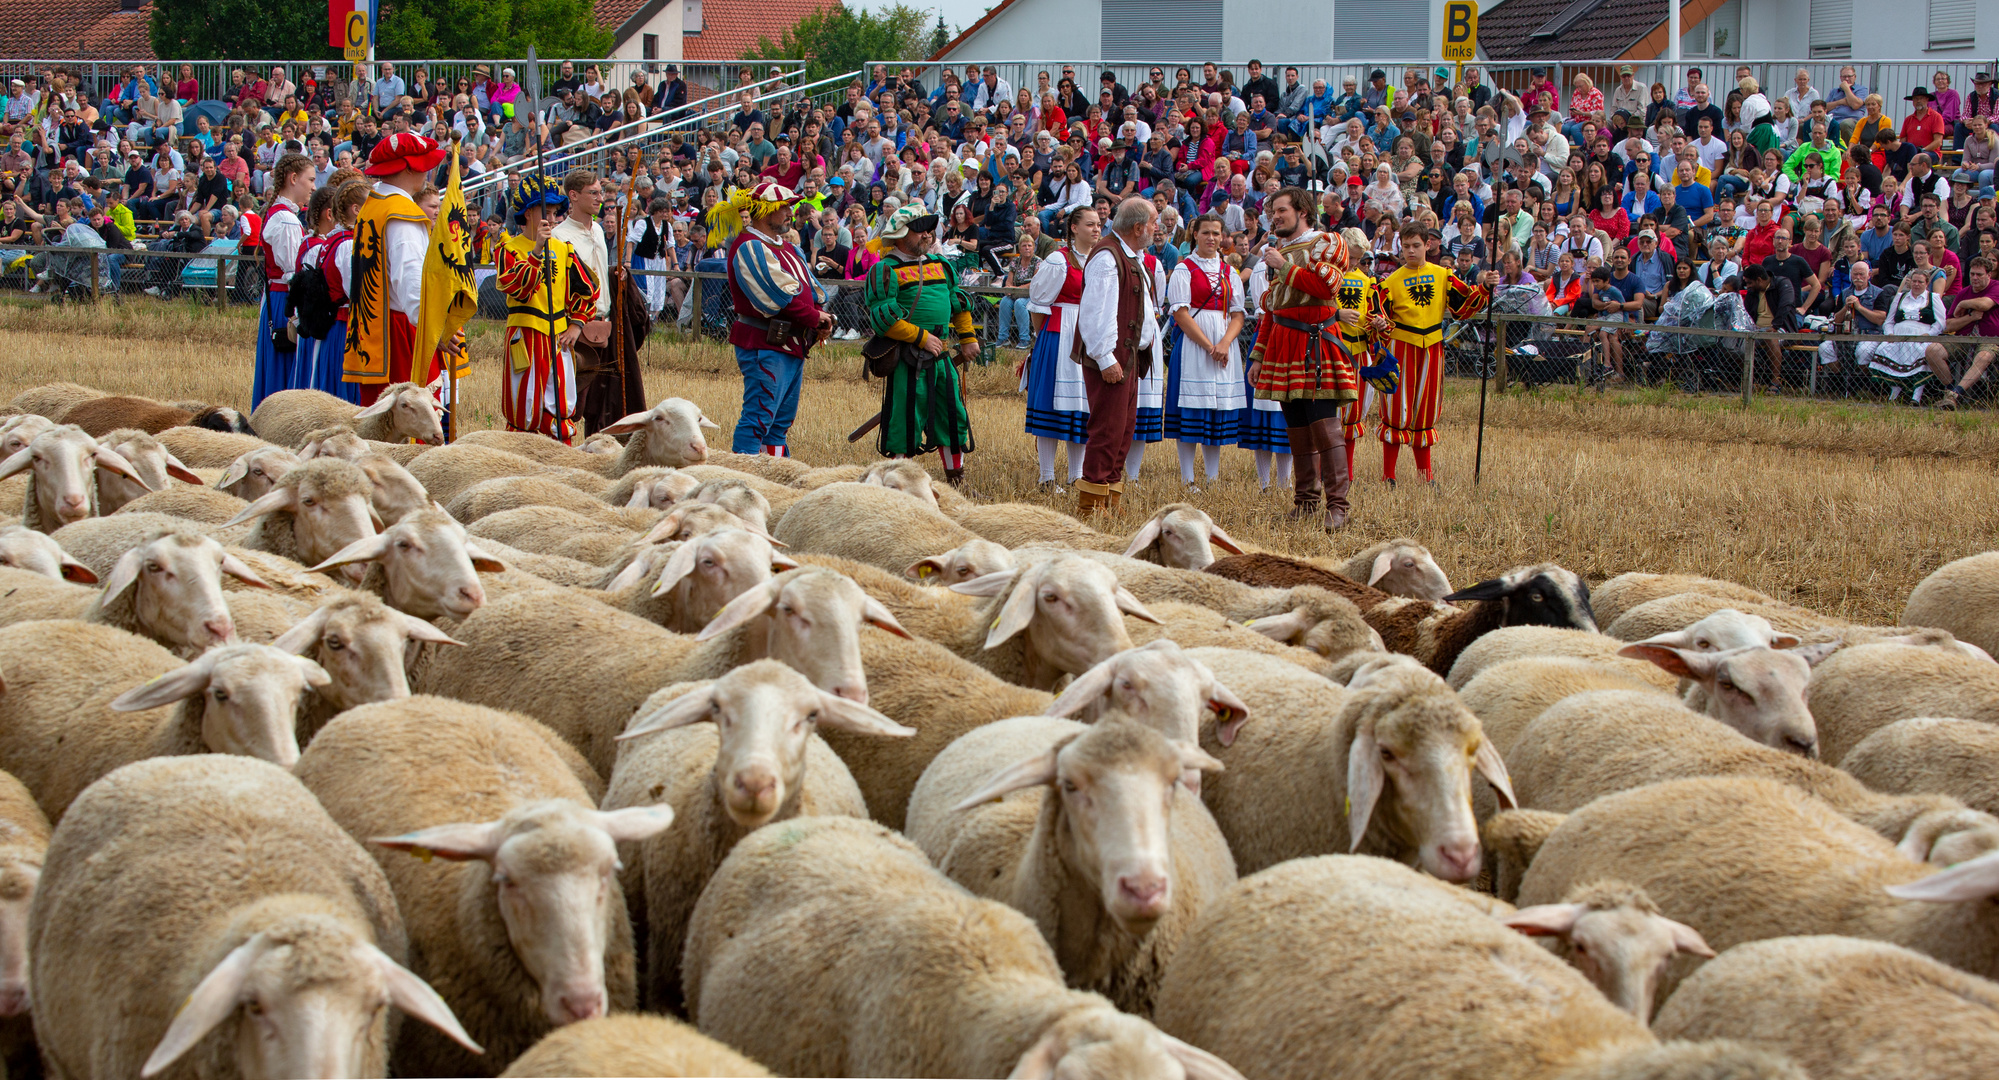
[731,237,803,316]
[1446,270,1489,319]
[496,239,542,300]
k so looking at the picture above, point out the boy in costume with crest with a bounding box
[1372,221,1497,484]
[495,174,600,443]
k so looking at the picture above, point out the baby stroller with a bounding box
[1644,282,1754,394]
[1475,283,1593,389]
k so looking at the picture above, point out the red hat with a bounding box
[365,132,447,177]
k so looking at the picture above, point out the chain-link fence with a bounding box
[0,242,266,306]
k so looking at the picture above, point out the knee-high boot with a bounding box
[1311,417,1351,530]
[1285,425,1321,519]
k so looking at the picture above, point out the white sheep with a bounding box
[404,444,612,506]
[270,593,463,742]
[605,466,704,512]
[8,382,104,420]
[0,414,53,460]
[702,449,813,483]
[904,537,1017,584]
[1457,659,1673,761]
[468,504,652,566]
[1806,642,1999,764]
[249,383,445,449]
[1446,618,1769,691]
[308,507,502,619]
[413,566,911,777]
[499,1015,772,1077]
[218,457,383,583]
[905,715,1233,1016]
[954,501,1244,570]
[0,769,46,1076]
[113,485,251,524]
[154,425,271,469]
[214,444,299,501]
[682,815,1247,1079]
[596,529,795,632]
[0,620,327,819]
[682,478,772,533]
[461,398,719,475]
[31,755,477,1080]
[1185,652,1514,880]
[90,428,204,514]
[772,482,985,576]
[1840,717,1999,816]
[448,474,661,526]
[1652,935,1999,1079]
[0,424,152,532]
[1903,551,1999,660]
[0,530,269,655]
[603,661,913,1011]
[1341,537,1452,599]
[1516,777,1999,1004]
[0,525,94,582]
[1501,879,1716,1023]
[1591,571,1782,629]
[1153,854,1804,1080]
[293,697,675,1075]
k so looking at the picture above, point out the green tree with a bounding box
[147,0,611,63]
[149,0,339,61]
[746,4,934,85]
[930,14,951,56]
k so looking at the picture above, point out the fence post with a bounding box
[216,255,226,307]
[689,274,702,336]
[1741,337,1754,407]
[1494,318,1508,391]
[88,250,99,303]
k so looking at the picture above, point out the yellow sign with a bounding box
[343,9,370,61]
[1441,0,1478,61]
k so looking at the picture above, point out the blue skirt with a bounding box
[298,320,361,405]
[1023,326,1090,442]
[1160,325,1240,446]
[1135,403,1164,443]
[251,291,296,409]
[1235,323,1290,453]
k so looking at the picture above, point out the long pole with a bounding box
[1474,302,1494,485]
[527,45,559,438]
[1668,0,1681,65]
[448,135,461,445]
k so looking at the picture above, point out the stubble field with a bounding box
[6,300,1995,624]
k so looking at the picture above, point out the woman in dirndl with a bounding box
[1162,213,1246,490]
[1124,247,1169,479]
[1236,257,1292,489]
[295,179,366,403]
[628,194,674,318]
[1021,205,1098,488]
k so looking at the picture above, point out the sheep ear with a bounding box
[1114,586,1163,624]
[604,548,664,593]
[906,556,950,581]
[371,820,507,862]
[98,549,143,605]
[618,683,717,741]
[1043,656,1119,719]
[1443,576,1510,602]
[1769,633,1802,649]
[697,581,780,641]
[1633,626,1697,649]
[1346,726,1385,853]
[1665,917,1716,958]
[92,446,152,489]
[1475,738,1517,809]
[308,532,392,575]
[1500,902,1585,938]
[399,612,463,646]
[1209,682,1251,747]
[1120,516,1164,558]
[362,944,483,1055]
[271,607,333,654]
[862,596,913,639]
[1367,550,1397,587]
[812,689,916,738]
[220,484,298,528]
[1790,640,1840,667]
[984,569,1042,649]
[164,455,203,485]
[1207,523,1245,555]
[1887,850,1999,902]
[292,655,332,690]
[770,551,799,572]
[219,552,272,589]
[623,483,655,510]
[953,745,1062,811]
[1162,1034,1251,1080]
[0,447,31,484]
[697,413,720,430]
[217,456,253,489]
[648,539,704,599]
[590,805,676,842]
[460,542,505,573]
[111,655,217,711]
[950,567,1019,598]
[1009,1025,1065,1080]
[1245,608,1311,644]
[642,507,692,543]
[141,935,269,1078]
[1617,642,1713,681]
[598,409,655,436]
[352,395,398,420]
[57,552,96,584]
[1177,741,1225,775]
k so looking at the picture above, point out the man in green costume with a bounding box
[863,205,981,487]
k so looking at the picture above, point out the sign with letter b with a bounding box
[1441,0,1478,61]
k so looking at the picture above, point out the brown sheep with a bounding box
[62,395,254,438]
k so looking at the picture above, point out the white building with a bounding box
[932,0,1466,64]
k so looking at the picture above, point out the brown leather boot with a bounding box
[1284,426,1321,519]
[1106,480,1124,513]
[1311,418,1351,530]
[1075,480,1110,517]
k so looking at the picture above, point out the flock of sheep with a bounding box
[0,377,1993,1079]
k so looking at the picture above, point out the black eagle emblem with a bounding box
[1409,280,1436,308]
[1338,282,1364,308]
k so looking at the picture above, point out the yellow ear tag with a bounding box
[410,846,434,863]
[1344,797,1351,818]
[917,565,935,579]
[1242,618,1257,627]
[991,615,1002,630]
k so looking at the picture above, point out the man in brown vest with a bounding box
[1072,197,1161,515]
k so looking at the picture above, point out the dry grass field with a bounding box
[6,298,1995,624]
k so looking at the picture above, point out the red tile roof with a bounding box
[0,0,156,60]
[931,0,1022,61]
[1476,0,1730,62]
[595,0,652,37]
[682,0,837,62]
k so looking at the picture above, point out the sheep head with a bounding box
[217,446,301,502]
[308,508,500,620]
[352,383,445,446]
[94,428,203,513]
[599,397,719,467]
[1616,642,1831,757]
[223,458,382,581]
[616,467,700,511]
[1445,564,1597,632]
[632,528,796,631]
[619,660,912,828]
[100,530,270,651]
[685,478,773,534]
[906,538,1015,585]
[1046,640,1249,794]
[0,524,95,582]
[1011,1003,1249,1080]
[1362,540,1452,600]
[953,554,1160,690]
[1122,504,1243,571]
[859,458,939,508]
[371,800,674,1026]
[1502,880,1713,1024]
[110,643,330,769]
[272,596,462,712]
[696,567,910,705]
[0,424,150,531]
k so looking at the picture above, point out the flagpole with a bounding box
[448,133,461,445]
[526,44,560,440]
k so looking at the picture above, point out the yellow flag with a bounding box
[413,142,477,380]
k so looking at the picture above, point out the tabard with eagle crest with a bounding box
[1379,262,1487,349]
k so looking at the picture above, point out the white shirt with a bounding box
[1900,174,1951,213]
[970,77,1012,112]
[1692,135,1729,176]
[264,196,304,283]
[1078,233,1159,370]
[553,214,611,318]
[374,180,427,321]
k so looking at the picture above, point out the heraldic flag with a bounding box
[414,141,477,398]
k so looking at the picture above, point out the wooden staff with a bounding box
[611,164,639,416]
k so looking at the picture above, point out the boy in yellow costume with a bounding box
[496,174,599,443]
[1372,221,1497,484]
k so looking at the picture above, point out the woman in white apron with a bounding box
[628,195,674,318]
[1021,206,1099,487]
[1124,247,1170,479]
[1857,268,1950,402]
[1235,255,1292,490]
[1161,213,1246,490]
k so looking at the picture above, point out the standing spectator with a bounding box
[1901,87,1947,155]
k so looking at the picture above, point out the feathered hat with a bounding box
[510,173,568,225]
[704,181,800,248]
[865,204,939,256]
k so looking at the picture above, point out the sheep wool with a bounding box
[1456,657,1672,758]
[1446,625,1681,691]
[115,486,251,523]
[1807,642,1999,764]
[0,769,45,1079]
[1590,572,1782,629]
[773,482,984,576]
[499,1015,771,1078]
[1841,718,1999,818]
[1903,551,1999,660]
[156,426,273,469]
[9,381,105,421]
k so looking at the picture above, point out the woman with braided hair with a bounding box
[495,174,599,442]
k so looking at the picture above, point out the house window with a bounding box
[683,0,702,34]
[643,33,659,59]
[1928,0,1975,49]
[1101,0,1222,61]
[1809,0,1853,58]
[1679,0,1740,58]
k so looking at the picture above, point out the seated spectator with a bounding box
[1956,114,1996,191]
[1939,257,1999,406]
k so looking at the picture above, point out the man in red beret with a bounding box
[343,132,446,406]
